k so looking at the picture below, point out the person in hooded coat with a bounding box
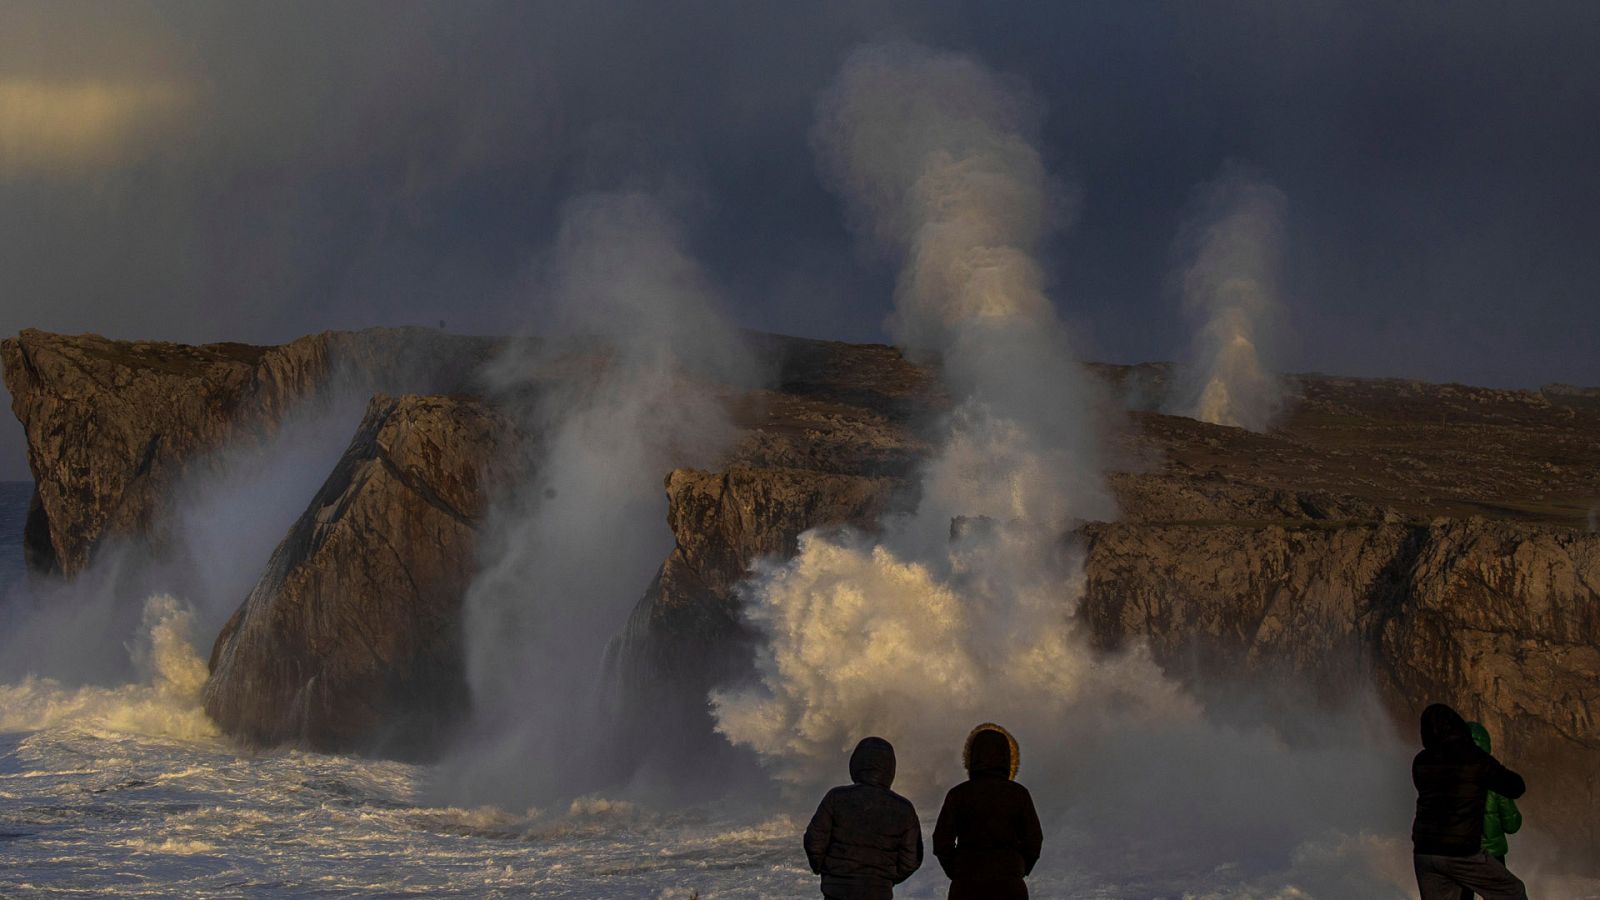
[1412,703,1528,900]
[1459,721,1525,899]
[803,736,923,900]
[932,723,1043,900]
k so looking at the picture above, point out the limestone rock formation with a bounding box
[1078,517,1600,858]
[7,327,1600,857]
[619,465,900,689]
[202,394,517,757]
[606,336,939,764]
[0,327,496,574]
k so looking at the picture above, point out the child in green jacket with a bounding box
[1467,721,1523,862]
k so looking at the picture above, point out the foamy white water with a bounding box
[0,494,1597,897]
[0,721,1429,899]
[0,436,1456,896]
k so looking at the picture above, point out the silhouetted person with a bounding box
[1459,721,1524,900]
[932,723,1043,900]
[1412,703,1528,900]
[804,736,923,900]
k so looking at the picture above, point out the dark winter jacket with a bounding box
[1411,704,1526,857]
[932,724,1043,898]
[804,737,923,899]
[1467,722,1523,858]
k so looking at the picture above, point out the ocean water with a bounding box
[0,484,1595,898]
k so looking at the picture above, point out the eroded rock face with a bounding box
[606,464,902,774]
[8,327,1600,857]
[1079,517,1600,861]
[620,466,900,683]
[202,394,517,757]
[0,327,496,574]
[1384,520,1600,856]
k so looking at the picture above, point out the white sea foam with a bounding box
[0,594,216,741]
[0,679,1595,895]
[713,528,1194,803]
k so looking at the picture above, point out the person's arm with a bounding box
[893,806,923,884]
[803,792,833,875]
[1497,794,1523,835]
[932,789,959,879]
[1485,756,1526,800]
[1018,787,1043,877]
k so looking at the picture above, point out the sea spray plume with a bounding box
[714,523,1198,799]
[713,47,1408,882]
[0,375,383,686]
[811,41,1112,530]
[715,40,1138,797]
[437,190,750,807]
[0,593,216,740]
[1167,166,1289,432]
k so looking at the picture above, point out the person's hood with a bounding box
[1468,721,1492,753]
[1420,703,1470,750]
[849,737,896,789]
[963,723,1019,779]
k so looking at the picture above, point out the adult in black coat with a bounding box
[932,723,1043,900]
[804,736,923,900]
[1411,703,1529,900]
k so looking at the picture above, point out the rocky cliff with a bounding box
[0,327,496,574]
[5,327,1599,858]
[1080,519,1599,854]
[202,393,518,757]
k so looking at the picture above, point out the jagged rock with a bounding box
[611,334,938,717]
[620,465,901,682]
[202,394,517,757]
[609,464,902,770]
[8,327,1600,858]
[0,327,496,574]
[1106,470,1385,524]
[1079,517,1600,862]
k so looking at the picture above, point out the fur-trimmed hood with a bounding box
[962,722,1019,780]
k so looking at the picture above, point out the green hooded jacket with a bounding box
[1468,722,1523,857]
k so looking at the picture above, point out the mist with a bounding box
[434,190,752,809]
[1165,165,1290,431]
[0,593,215,742]
[0,378,375,686]
[717,38,1120,783]
[810,40,1113,534]
[5,2,1599,481]
[0,2,1597,893]
[711,41,1417,889]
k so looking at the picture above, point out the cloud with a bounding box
[0,78,190,178]
[2,1,1599,482]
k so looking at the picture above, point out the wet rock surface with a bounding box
[6,328,1599,857]
[1078,518,1600,857]
[202,394,518,757]
[0,327,496,574]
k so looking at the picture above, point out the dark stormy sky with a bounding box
[2,1,1597,480]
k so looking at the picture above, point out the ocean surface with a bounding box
[0,481,1595,898]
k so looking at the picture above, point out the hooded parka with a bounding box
[932,724,1043,900]
[1466,722,1523,859]
[1412,704,1526,857]
[803,737,923,900]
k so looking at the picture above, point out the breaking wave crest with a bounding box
[713,527,1196,804]
[0,593,217,741]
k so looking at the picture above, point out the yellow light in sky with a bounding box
[0,78,188,177]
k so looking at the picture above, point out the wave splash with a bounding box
[0,593,217,741]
